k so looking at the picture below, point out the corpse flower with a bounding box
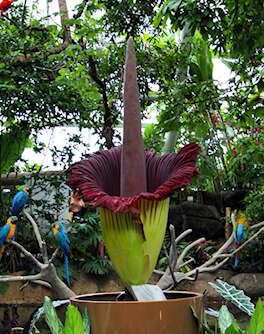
[66,37,200,286]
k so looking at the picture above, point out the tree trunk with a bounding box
[41,264,76,299]
[58,0,71,43]
[162,24,192,153]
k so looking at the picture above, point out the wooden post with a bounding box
[225,207,231,240]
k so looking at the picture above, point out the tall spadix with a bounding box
[121,37,147,197]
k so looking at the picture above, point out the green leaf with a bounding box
[190,306,214,334]
[29,299,70,334]
[219,305,241,334]
[0,124,31,174]
[0,281,9,295]
[208,279,255,316]
[225,323,244,334]
[43,296,64,334]
[245,299,264,334]
[82,308,90,334]
[64,305,84,334]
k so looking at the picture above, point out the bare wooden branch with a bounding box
[176,237,205,269]
[0,273,43,282]
[23,210,44,258]
[31,280,52,288]
[250,221,264,229]
[168,225,178,268]
[1,170,65,186]
[19,279,51,290]
[42,240,49,264]
[217,226,264,259]
[6,240,42,268]
[181,232,234,280]
[162,244,177,287]
[174,229,192,245]
[178,258,194,269]
[1,210,75,298]
[154,269,165,275]
[50,247,60,263]
[158,220,264,290]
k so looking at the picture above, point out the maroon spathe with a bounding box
[66,142,200,217]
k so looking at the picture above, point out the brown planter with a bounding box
[70,290,203,334]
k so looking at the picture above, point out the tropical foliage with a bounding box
[199,280,264,334]
[0,0,264,277]
[0,0,263,185]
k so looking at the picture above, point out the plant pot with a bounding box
[70,290,203,334]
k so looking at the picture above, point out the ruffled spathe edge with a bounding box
[66,142,200,216]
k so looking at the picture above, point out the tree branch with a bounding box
[0,273,43,283]
[73,0,89,19]
[1,13,20,28]
[6,240,42,268]
[88,55,114,148]
[176,237,205,269]
[23,210,45,259]
[50,247,60,264]
[158,221,264,290]
[58,0,71,43]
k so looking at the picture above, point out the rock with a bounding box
[229,273,264,297]
[168,202,224,239]
[176,270,234,298]
[201,190,248,212]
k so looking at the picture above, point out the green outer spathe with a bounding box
[100,198,169,286]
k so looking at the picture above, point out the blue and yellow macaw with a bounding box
[0,216,18,260]
[53,221,70,286]
[234,212,249,266]
[12,184,30,216]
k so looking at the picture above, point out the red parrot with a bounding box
[0,0,13,14]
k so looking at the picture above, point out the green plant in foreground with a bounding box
[195,299,264,334]
[43,296,90,334]
[193,279,264,333]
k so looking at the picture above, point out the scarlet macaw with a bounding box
[53,221,70,286]
[234,212,249,266]
[12,184,30,216]
[0,0,13,14]
[0,216,18,260]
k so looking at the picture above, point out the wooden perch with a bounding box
[23,210,46,261]
[157,221,264,290]
[0,211,75,299]
[1,170,65,186]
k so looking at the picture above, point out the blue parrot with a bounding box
[234,212,249,266]
[12,184,30,216]
[0,216,18,260]
[53,221,70,286]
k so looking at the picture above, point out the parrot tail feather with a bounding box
[0,245,6,261]
[234,247,240,267]
[64,255,70,287]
